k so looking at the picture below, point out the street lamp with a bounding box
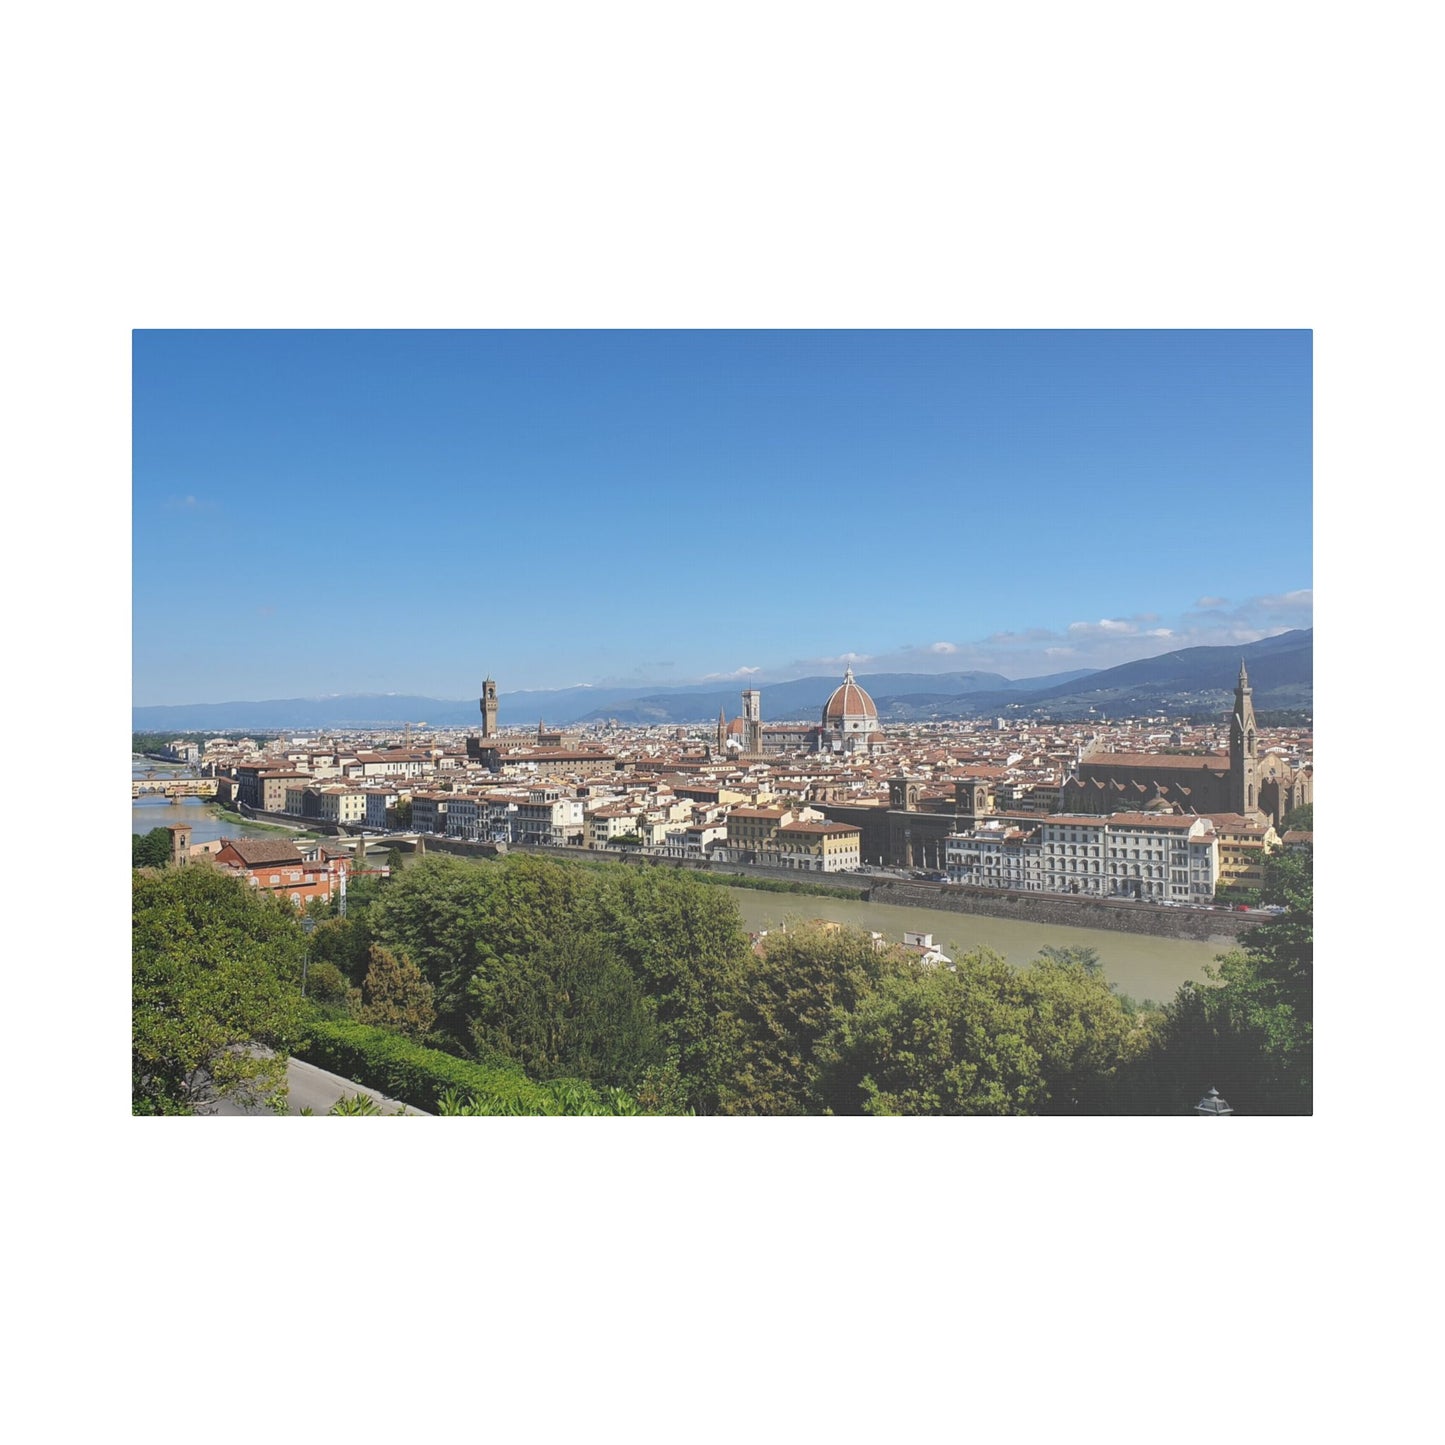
[301,913,316,998]
[1194,1085,1233,1116]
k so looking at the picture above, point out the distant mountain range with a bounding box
[131,630,1311,732]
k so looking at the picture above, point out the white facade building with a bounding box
[946,812,1220,903]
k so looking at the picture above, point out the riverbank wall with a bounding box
[866,879,1251,943]
[234,804,335,834]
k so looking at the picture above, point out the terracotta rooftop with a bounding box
[1080,751,1229,772]
[220,838,306,866]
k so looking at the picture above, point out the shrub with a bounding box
[295,1016,642,1115]
[305,960,349,1003]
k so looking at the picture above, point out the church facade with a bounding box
[1058,661,1311,828]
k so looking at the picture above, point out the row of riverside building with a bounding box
[185,662,1308,900]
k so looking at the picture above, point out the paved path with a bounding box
[207,1055,429,1116]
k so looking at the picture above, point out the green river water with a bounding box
[727,888,1225,1005]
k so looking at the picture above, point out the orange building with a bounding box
[212,838,349,906]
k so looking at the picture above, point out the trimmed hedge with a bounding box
[296,1016,624,1115]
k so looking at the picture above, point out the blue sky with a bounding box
[133,329,1312,704]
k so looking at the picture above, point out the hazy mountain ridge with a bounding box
[129,636,1309,731]
[132,668,1087,730]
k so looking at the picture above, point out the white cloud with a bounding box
[1068,618,1138,638]
[761,592,1311,688]
[701,665,762,681]
[1257,588,1313,611]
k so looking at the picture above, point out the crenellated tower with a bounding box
[481,676,499,739]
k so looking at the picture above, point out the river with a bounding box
[132,757,308,845]
[728,888,1223,1006]
[129,755,1220,999]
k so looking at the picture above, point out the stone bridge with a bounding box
[131,778,219,799]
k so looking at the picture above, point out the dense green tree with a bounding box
[132,865,307,1114]
[809,946,1142,1116]
[813,950,1047,1115]
[304,959,350,1004]
[1017,953,1141,1113]
[585,866,750,1112]
[307,913,375,984]
[467,932,664,1086]
[132,828,173,869]
[1034,944,1103,976]
[1279,802,1313,832]
[364,853,750,1111]
[1117,846,1312,1114]
[368,854,543,1038]
[728,922,904,1115]
[1251,847,1314,1007]
[349,944,437,1040]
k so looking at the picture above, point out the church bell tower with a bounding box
[742,688,762,756]
[1229,660,1260,816]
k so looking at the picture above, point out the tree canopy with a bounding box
[132,827,173,869]
[132,865,308,1114]
[349,944,436,1040]
[1279,802,1313,832]
[1116,845,1313,1114]
[191,844,1312,1117]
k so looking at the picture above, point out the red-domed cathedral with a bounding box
[818,666,888,756]
[715,667,888,758]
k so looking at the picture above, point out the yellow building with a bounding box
[726,806,794,856]
[774,820,863,872]
[318,786,368,825]
[1210,813,1280,890]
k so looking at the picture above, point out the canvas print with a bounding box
[132,330,1313,1116]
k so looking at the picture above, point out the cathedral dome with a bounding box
[822,667,878,726]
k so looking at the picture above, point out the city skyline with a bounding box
[133,329,1312,705]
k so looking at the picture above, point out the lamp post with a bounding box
[1194,1085,1233,1116]
[301,913,316,998]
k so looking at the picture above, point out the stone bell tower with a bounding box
[1229,659,1261,817]
[481,676,499,740]
[954,778,993,824]
[889,777,921,811]
[742,688,763,756]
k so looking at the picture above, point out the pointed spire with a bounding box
[1238,658,1249,686]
